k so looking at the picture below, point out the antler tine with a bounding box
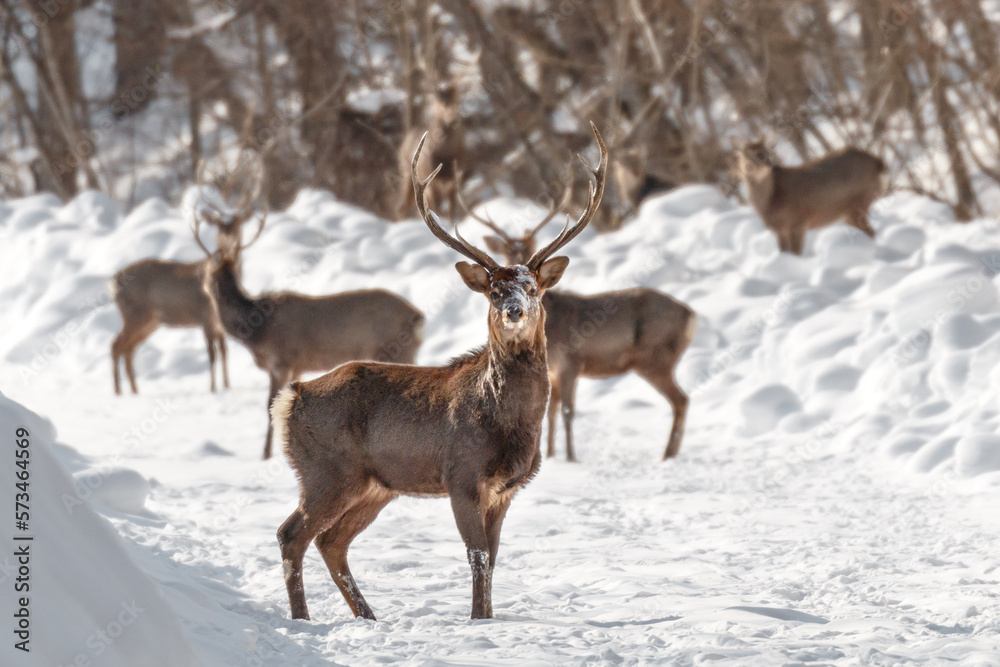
[238,198,268,255]
[526,122,608,270]
[231,154,265,221]
[194,159,225,226]
[528,179,574,238]
[189,212,214,258]
[412,133,499,270]
[457,188,510,240]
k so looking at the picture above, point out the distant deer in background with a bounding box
[109,163,263,395]
[396,84,464,221]
[192,207,424,460]
[467,197,696,461]
[610,149,674,222]
[271,124,607,621]
[738,141,887,255]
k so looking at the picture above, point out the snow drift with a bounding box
[0,393,199,667]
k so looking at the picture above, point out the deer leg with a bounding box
[849,209,876,238]
[217,334,230,389]
[111,338,123,395]
[264,369,293,460]
[277,508,317,620]
[314,491,393,620]
[789,227,806,256]
[558,371,580,462]
[278,476,361,621]
[202,326,217,393]
[117,319,157,395]
[485,495,512,571]
[639,365,689,460]
[774,230,789,254]
[449,487,493,619]
[546,378,561,459]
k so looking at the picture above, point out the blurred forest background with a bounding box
[2,0,1000,227]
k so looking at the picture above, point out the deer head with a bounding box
[459,181,573,266]
[192,160,267,267]
[413,122,607,348]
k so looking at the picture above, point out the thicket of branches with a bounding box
[2,0,1000,225]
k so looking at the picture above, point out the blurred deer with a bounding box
[192,204,424,460]
[109,162,262,395]
[396,84,464,221]
[738,141,887,255]
[464,193,696,461]
[271,125,607,622]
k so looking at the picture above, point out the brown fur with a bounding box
[204,255,424,459]
[396,87,464,221]
[739,143,887,255]
[273,260,565,621]
[485,232,698,461]
[110,218,246,395]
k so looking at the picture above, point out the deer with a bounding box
[396,84,464,222]
[109,163,264,396]
[737,141,887,255]
[462,192,696,462]
[191,205,425,461]
[269,123,607,622]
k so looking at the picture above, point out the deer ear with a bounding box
[455,262,491,294]
[483,236,506,255]
[537,256,569,290]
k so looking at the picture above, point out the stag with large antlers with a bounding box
[109,162,264,395]
[192,192,424,460]
[271,123,607,621]
[477,202,696,462]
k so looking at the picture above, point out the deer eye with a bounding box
[527,286,537,297]
[490,290,501,300]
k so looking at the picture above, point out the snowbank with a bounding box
[0,393,199,667]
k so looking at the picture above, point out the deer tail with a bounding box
[270,382,302,461]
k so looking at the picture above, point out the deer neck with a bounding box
[744,163,775,208]
[478,309,550,431]
[210,262,268,344]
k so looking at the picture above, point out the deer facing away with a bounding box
[270,124,608,621]
[738,142,887,255]
[463,195,696,461]
[396,84,464,221]
[109,169,263,395]
[192,209,424,460]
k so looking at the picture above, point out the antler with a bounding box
[190,213,213,258]
[194,154,265,225]
[525,122,608,270]
[456,187,511,241]
[527,180,573,240]
[412,133,499,270]
[457,169,571,242]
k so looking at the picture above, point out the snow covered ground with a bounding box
[2,185,1000,665]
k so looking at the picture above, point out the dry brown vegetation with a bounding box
[2,1,1000,224]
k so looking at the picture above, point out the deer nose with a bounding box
[505,306,524,323]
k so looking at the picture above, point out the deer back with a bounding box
[113,258,216,326]
[263,289,423,372]
[543,288,694,376]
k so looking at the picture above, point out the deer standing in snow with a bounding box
[270,124,607,621]
[109,164,263,395]
[464,197,696,461]
[396,84,464,221]
[738,142,887,255]
[192,202,424,460]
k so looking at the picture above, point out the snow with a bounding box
[2,185,1000,663]
[0,394,199,666]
